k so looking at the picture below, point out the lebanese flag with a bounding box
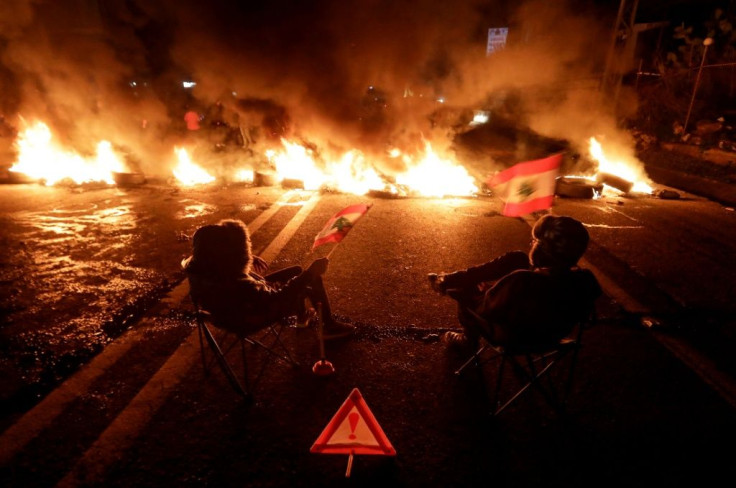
[312,203,371,250]
[487,153,562,217]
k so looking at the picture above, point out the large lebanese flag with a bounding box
[312,203,371,250]
[487,153,562,217]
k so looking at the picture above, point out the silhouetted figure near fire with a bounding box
[184,107,200,131]
[183,219,354,340]
[429,215,601,349]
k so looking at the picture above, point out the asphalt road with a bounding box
[1,175,736,487]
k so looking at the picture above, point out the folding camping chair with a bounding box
[189,292,302,402]
[454,306,594,417]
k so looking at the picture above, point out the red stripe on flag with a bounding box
[333,203,369,218]
[488,153,562,187]
[312,233,344,249]
[312,203,371,250]
[502,195,555,217]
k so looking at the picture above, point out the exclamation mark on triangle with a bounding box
[348,412,359,440]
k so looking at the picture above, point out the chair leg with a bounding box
[491,355,509,415]
[240,337,251,397]
[454,345,488,376]
[525,354,565,415]
[562,345,581,405]
[199,321,250,399]
[492,352,565,416]
[197,319,208,375]
[246,322,300,368]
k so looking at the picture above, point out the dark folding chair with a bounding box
[454,306,594,417]
[190,294,301,402]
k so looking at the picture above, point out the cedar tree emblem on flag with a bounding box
[313,204,371,250]
[487,153,562,217]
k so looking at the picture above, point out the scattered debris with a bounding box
[367,189,408,199]
[672,121,684,136]
[655,189,681,200]
[641,316,663,328]
[695,119,723,135]
[421,333,440,343]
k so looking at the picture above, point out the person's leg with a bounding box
[442,288,483,349]
[264,266,307,318]
[301,275,354,338]
[302,275,334,323]
[457,306,482,346]
[264,266,302,284]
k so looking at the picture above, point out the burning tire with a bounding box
[112,172,146,187]
[596,172,633,194]
[555,177,602,199]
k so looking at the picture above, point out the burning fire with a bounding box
[172,147,215,186]
[394,143,478,197]
[9,121,125,185]
[588,137,653,194]
[11,119,477,198]
[261,138,477,197]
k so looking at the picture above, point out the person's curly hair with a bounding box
[187,219,253,278]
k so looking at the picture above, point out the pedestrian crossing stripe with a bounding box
[310,388,396,456]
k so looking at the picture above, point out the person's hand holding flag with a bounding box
[313,203,372,252]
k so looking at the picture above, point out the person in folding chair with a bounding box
[183,219,354,341]
[429,215,602,415]
[429,214,601,355]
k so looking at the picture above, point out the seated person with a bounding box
[429,215,602,349]
[183,219,354,340]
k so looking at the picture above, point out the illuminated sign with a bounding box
[487,27,509,56]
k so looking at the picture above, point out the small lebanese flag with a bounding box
[487,153,562,217]
[312,204,371,250]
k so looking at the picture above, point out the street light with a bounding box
[684,37,714,135]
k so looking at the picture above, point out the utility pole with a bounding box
[684,38,714,134]
[600,0,640,108]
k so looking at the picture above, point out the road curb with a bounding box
[645,164,736,207]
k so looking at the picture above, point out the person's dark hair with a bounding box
[530,215,589,269]
[187,219,252,277]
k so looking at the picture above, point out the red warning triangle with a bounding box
[310,388,396,456]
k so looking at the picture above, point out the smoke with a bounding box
[0,0,639,178]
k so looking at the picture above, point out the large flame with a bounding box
[8,119,479,196]
[588,137,653,194]
[395,143,478,197]
[263,138,477,197]
[9,121,124,185]
[172,147,215,186]
[266,139,326,190]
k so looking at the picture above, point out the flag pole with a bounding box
[312,303,335,376]
[325,243,339,259]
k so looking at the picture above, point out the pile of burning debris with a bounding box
[0,119,683,202]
